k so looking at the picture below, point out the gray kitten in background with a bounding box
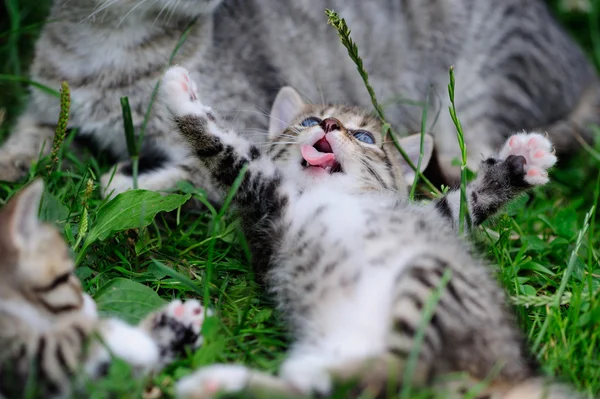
[0,0,598,200]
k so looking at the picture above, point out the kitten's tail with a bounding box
[489,377,583,399]
[542,78,600,152]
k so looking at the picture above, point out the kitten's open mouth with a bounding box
[300,138,342,174]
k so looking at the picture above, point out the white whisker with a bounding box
[154,0,174,26]
[85,0,122,21]
[118,0,153,26]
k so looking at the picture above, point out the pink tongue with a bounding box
[301,144,336,167]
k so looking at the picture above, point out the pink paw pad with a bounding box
[499,132,557,185]
[174,304,185,317]
[165,299,208,348]
[160,65,205,115]
[205,381,220,394]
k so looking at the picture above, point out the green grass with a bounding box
[1,1,600,398]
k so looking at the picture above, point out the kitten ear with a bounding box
[8,179,44,249]
[385,133,434,186]
[268,86,305,140]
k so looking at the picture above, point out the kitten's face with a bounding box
[267,88,434,194]
[0,181,84,316]
[269,105,400,191]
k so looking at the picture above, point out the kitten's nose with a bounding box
[320,118,342,133]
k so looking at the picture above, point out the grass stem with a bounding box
[325,9,440,196]
[447,67,471,234]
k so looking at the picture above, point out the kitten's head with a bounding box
[0,180,84,315]
[267,87,434,194]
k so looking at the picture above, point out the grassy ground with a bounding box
[1,1,599,398]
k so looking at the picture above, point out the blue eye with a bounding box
[300,117,321,127]
[353,130,375,144]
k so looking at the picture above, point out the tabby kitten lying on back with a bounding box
[159,67,576,399]
[0,180,209,398]
[0,0,598,200]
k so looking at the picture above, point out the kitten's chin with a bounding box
[300,160,344,176]
[305,166,331,177]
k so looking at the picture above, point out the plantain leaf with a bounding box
[94,278,167,324]
[78,190,190,260]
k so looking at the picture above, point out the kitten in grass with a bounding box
[0,179,209,398]
[160,66,577,399]
[0,0,597,202]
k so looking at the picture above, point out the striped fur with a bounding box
[0,180,207,398]
[162,68,580,399]
[0,0,598,198]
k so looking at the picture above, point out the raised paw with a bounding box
[176,364,250,399]
[161,66,213,118]
[142,299,211,366]
[498,132,557,185]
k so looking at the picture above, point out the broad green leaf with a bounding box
[39,188,69,225]
[79,190,190,257]
[519,261,555,276]
[519,284,537,296]
[150,259,203,296]
[94,278,166,324]
[521,235,547,252]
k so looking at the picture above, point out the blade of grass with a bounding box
[400,267,451,399]
[205,163,249,312]
[447,66,471,234]
[150,259,204,296]
[4,0,22,79]
[532,205,595,353]
[590,0,600,69]
[325,9,440,196]
[587,171,600,295]
[120,97,138,189]
[0,75,60,97]
[409,86,431,199]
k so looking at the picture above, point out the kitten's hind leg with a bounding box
[177,364,306,399]
[139,299,209,369]
[87,299,209,377]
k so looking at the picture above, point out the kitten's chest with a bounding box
[285,190,368,249]
[274,190,403,277]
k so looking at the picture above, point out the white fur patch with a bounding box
[176,364,250,399]
[86,319,159,376]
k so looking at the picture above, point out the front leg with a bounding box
[433,132,557,229]
[160,66,290,217]
[176,364,306,399]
